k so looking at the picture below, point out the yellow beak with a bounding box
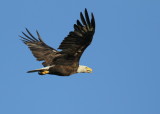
[86,67,92,73]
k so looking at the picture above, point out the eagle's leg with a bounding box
[38,70,49,75]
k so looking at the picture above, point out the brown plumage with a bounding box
[20,8,95,76]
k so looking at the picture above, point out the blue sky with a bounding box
[0,0,160,114]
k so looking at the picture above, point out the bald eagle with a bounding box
[20,9,95,76]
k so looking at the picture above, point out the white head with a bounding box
[77,65,92,73]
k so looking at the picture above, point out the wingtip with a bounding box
[36,30,39,36]
[91,13,95,28]
[19,35,22,38]
[85,8,88,12]
[25,27,29,31]
[36,30,44,42]
[80,12,83,17]
[91,12,94,17]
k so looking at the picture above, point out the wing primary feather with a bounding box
[22,32,36,42]
[80,12,87,26]
[74,24,83,34]
[77,20,83,27]
[74,24,80,32]
[36,30,44,42]
[25,28,39,41]
[21,39,27,43]
[84,8,91,27]
[58,9,95,53]
[91,13,95,28]
[91,13,95,29]
[19,35,31,42]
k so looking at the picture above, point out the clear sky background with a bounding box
[0,0,160,114]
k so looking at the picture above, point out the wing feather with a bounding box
[26,28,39,41]
[85,9,91,27]
[58,9,95,62]
[77,20,83,27]
[80,12,87,27]
[20,28,58,66]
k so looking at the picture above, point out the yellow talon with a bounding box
[39,70,49,75]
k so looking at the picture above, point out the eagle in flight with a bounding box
[20,9,95,76]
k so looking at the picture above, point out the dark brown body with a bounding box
[48,63,78,76]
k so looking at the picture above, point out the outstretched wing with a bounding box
[58,8,95,62]
[20,28,58,66]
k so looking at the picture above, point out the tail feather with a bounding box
[27,69,41,73]
[27,66,53,73]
